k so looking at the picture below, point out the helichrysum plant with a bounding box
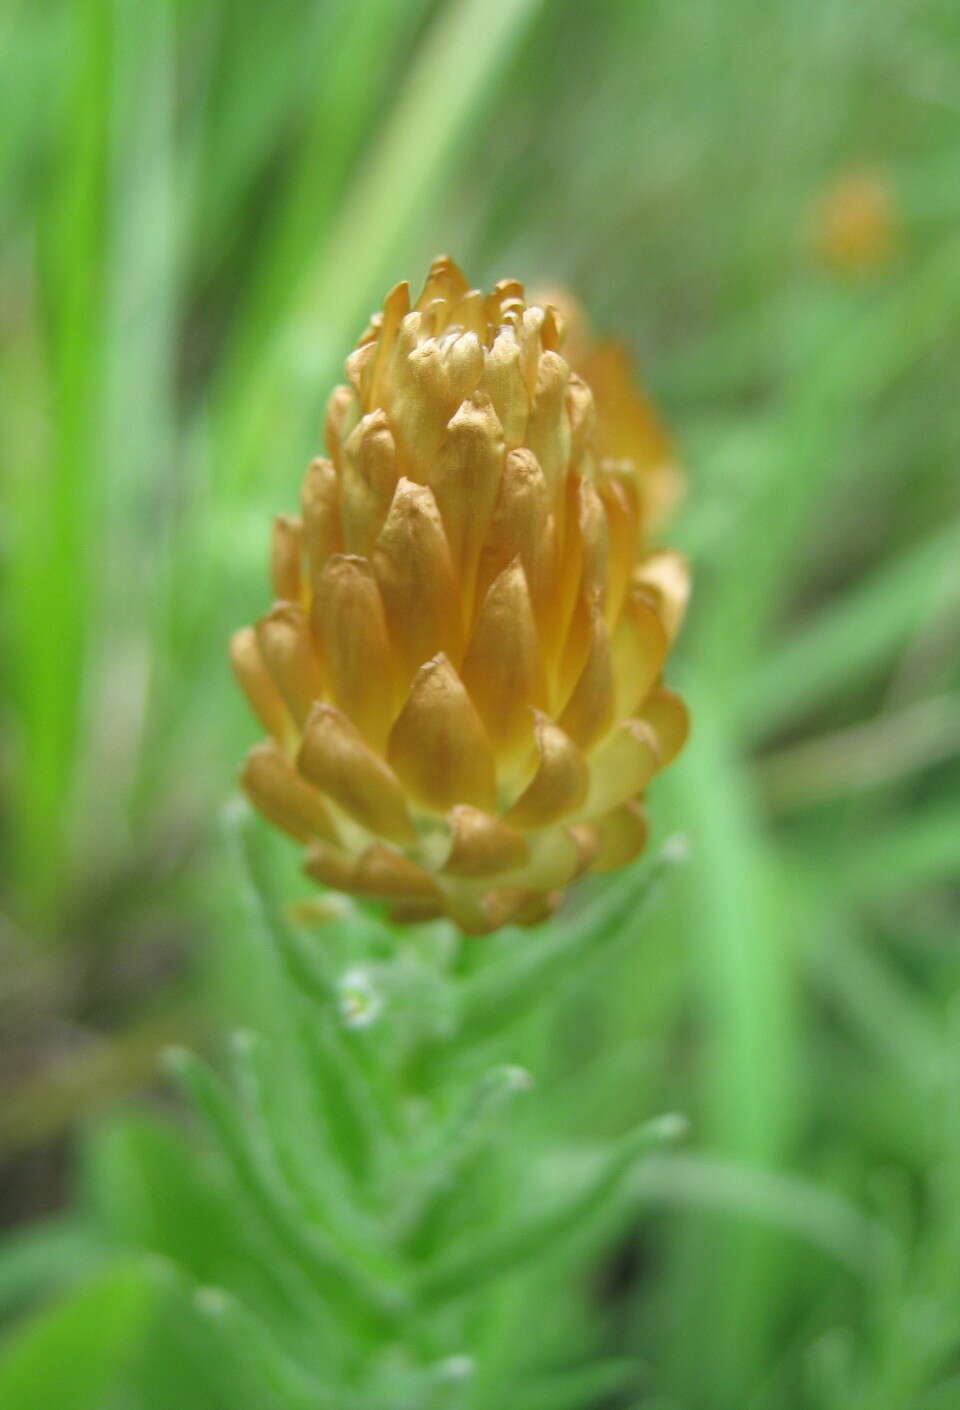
[94,259,692,1410]
[231,256,689,932]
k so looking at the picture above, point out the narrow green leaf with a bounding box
[191,1284,345,1410]
[225,801,406,1159]
[414,1115,684,1306]
[227,1029,402,1286]
[627,1153,895,1278]
[402,1063,533,1254]
[224,799,333,1001]
[164,1046,406,1333]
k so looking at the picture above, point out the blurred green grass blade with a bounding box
[102,0,177,470]
[630,1153,894,1278]
[0,2,66,225]
[513,1358,642,1410]
[219,0,436,400]
[414,1115,682,1308]
[671,695,798,1166]
[663,690,799,1401]
[805,918,945,1089]
[0,1217,103,1319]
[835,802,960,900]
[758,693,960,811]
[918,1375,960,1410]
[213,0,546,496]
[73,0,178,853]
[742,522,958,738]
[698,236,960,682]
[180,1,337,281]
[11,0,110,922]
[0,1260,157,1410]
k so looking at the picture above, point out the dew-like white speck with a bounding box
[338,967,384,1029]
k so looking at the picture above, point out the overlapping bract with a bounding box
[231,257,689,932]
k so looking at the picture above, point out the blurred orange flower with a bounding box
[813,169,898,274]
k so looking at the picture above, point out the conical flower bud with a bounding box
[232,257,690,933]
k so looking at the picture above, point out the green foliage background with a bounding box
[1,0,959,1406]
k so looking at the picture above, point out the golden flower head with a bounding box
[231,256,690,934]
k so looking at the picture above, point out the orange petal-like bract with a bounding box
[232,258,690,933]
